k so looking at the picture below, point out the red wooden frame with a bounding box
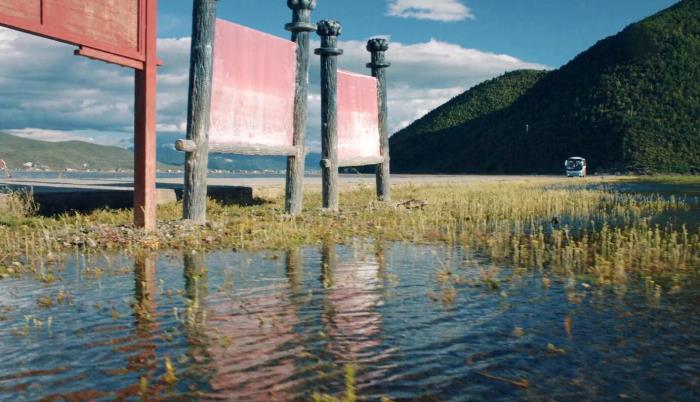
[0,0,147,69]
[0,0,159,229]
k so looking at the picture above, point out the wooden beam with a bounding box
[367,38,392,202]
[183,0,217,225]
[176,139,298,156]
[339,156,385,168]
[315,20,343,211]
[75,46,144,70]
[285,0,317,216]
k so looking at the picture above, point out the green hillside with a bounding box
[391,0,700,174]
[0,133,137,170]
[390,70,548,169]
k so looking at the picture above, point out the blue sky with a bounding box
[0,0,680,148]
[160,0,677,67]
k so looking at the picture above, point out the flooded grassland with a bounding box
[1,178,699,400]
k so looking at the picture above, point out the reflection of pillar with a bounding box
[184,251,208,331]
[134,253,158,334]
[286,248,304,294]
[374,241,387,279]
[315,20,343,211]
[321,240,338,289]
[131,252,159,391]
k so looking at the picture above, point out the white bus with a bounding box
[565,157,587,177]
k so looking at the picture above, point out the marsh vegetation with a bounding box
[1,177,699,287]
[1,177,700,399]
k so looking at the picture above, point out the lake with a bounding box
[1,240,699,401]
[1,180,700,401]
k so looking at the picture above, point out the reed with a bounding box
[0,178,698,288]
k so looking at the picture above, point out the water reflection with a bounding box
[0,242,699,401]
[320,241,390,385]
[184,251,208,331]
[199,252,300,401]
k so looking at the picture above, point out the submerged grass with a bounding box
[1,178,699,286]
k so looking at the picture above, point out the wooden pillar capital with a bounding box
[315,20,343,56]
[366,38,392,69]
[367,37,389,53]
[286,0,317,33]
[287,0,316,10]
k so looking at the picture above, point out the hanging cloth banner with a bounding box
[337,70,382,167]
[209,19,298,155]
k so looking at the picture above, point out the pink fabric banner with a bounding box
[337,70,381,166]
[209,19,297,150]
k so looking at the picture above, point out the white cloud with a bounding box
[5,128,131,146]
[320,39,548,136]
[387,0,474,22]
[0,27,547,152]
[0,28,191,143]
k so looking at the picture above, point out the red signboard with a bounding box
[0,0,146,69]
[337,70,382,167]
[0,0,159,228]
[209,19,297,155]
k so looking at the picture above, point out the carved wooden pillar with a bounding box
[315,20,343,211]
[367,38,391,202]
[183,0,217,224]
[285,0,317,215]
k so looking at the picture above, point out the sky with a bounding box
[0,0,679,150]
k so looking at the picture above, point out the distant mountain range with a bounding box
[391,0,700,174]
[0,132,142,170]
[0,132,321,172]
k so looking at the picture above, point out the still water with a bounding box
[1,242,699,401]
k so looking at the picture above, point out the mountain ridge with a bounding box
[391,0,700,174]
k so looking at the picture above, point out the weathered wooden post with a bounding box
[284,0,317,215]
[183,0,217,224]
[367,38,391,202]
[315,20,343,211]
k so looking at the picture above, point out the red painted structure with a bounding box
[209,19,297,153]
[0,0,159,229]
[337,70,382,167]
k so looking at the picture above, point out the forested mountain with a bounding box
[391,0,700,174]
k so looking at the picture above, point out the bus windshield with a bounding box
[566,159,584,171]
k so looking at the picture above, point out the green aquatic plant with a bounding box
[312,364,357,402]
[0,178,698,289]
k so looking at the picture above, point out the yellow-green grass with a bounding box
[0,178,698,286]
[633,174,700,184]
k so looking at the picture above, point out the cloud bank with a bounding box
[0,27,546,151]
[387,0,474,22]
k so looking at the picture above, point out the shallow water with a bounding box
[1,242,699,401]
